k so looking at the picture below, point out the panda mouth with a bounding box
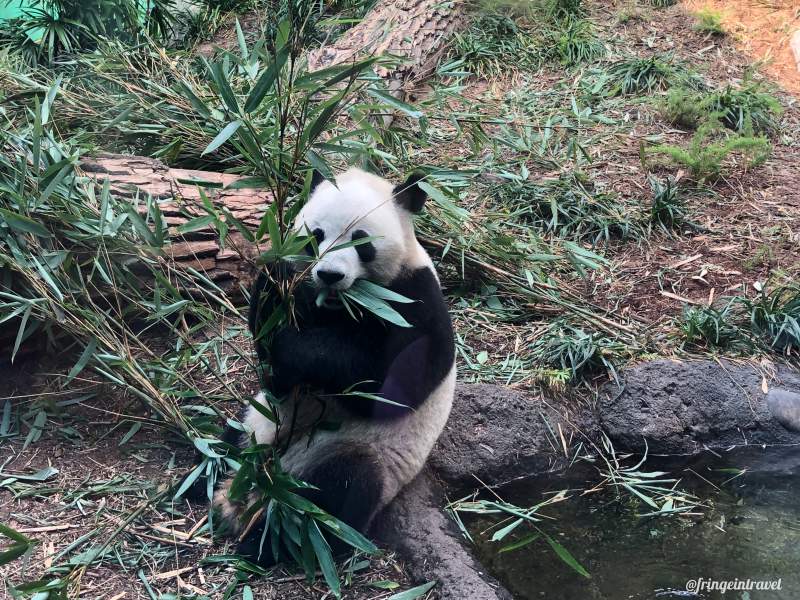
[315,287,345,309]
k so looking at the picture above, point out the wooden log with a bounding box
[309,0,466,97]
[80,153,271,296]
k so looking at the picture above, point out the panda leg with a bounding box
[236,446,384,565]
[296,445,385,533]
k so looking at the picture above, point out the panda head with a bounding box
[294,168,430,291]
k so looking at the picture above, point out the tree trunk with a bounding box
[80,153,270,295]
[309,0,466,98]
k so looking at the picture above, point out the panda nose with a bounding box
[317,270,345,285]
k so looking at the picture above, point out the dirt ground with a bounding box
[683,0,800,96]
[2,0,800,598]
[0,356,413,599]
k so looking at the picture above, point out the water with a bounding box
[465,447,800,600]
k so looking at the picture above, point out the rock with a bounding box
[599,359,800,453]
[430,383,597,487]
[373,470,512,600]
[767,388,800,432]
[375,383,595,599]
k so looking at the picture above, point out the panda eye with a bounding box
[305,228,325,256]
[352,229,376,263]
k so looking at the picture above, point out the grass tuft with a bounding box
[740,285,800,355]
[530,320,625,382]
[550,14,606,66]
[648,175,688,232]
[680,303,749,351]
[452,13,540,78]
[488,171,640,244]
[607,55,678,95]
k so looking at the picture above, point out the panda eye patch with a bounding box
[351,229,376,263]
[305,228,325,255]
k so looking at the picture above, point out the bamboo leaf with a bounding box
[64,338,97,386]
[308,521,340,598]
[499,532,540,553]
[367,88,423,118]
[209,62,240,114]
[0,208,51,237]
[385,581,436,600]
[244,45,289,114]
[544,535,590,578]
[202,120,242,156]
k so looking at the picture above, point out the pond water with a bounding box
[465,446,800,600]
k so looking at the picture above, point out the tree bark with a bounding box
[309,0,466,97]
[80,153,270,295]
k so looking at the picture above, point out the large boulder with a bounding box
[374,471,512,600]
[376,383,595,600]
[430,383,596,487]
[599,359,800,453]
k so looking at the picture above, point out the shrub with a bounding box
[0,0,179,64]
[693,8,725,35]
[650,0,677,7]
[646,115,770,180]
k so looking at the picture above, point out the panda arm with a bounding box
[373,267,455,412]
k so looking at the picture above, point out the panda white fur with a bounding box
[213,167,456,564]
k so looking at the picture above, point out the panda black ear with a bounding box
[393,172,427,214]
[309,169,325,193]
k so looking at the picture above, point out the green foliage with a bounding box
[489,171,640,245]
[693,8,725,34]
[649,0,677,7]
[648,175,688,232]
[740,285,800,355]
[662,87,706,129]
[530,320,625,382]
[227,446,377,593]
[548,0,583,17]
[680,303,749,351]
[663,83,782,133]
[448,489,590,577]
[451,13,540,77]
[0,0,179,64]
[550,14,605,66]
[0,524,35,566]
[646,115,770,180]
[607,55,678,95]
[679,285,800,356]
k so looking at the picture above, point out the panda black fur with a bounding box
[214,168,456,564]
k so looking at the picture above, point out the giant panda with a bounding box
[213,167,456,564]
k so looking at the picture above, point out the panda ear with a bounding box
[309,169,325,194]
[393,172,427,214]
